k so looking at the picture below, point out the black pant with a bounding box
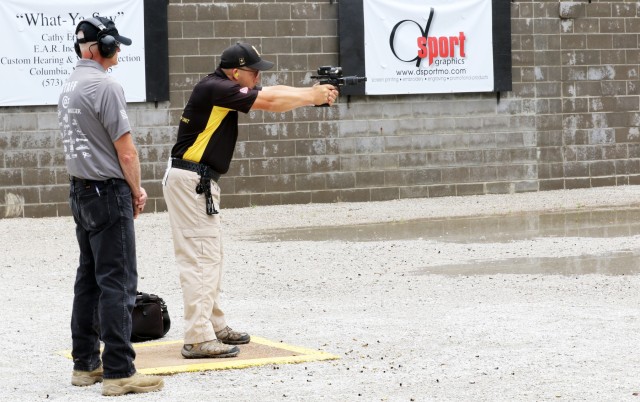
[69,179,137,379]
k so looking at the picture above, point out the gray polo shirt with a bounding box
[58,59,131,181]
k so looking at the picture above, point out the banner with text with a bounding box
[0,0,145,106]
[364,0,493,95]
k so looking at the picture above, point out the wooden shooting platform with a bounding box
[59,336,339,375]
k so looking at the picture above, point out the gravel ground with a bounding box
[1,186,639,401]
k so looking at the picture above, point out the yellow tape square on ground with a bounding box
[58,336,339,375]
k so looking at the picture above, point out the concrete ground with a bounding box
[0,186,639,401]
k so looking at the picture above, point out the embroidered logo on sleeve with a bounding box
[120,110,129,120]
[239,87,249,94]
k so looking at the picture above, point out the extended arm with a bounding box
[251,84,338,112]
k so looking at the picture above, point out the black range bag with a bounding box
[131,291,171,342]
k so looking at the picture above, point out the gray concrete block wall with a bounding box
[1,1,640,218]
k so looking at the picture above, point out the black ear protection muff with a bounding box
[74,18,118,59]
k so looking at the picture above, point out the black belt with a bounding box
[70,176,121,187]
[170,158,220,182]
[170,158,219,215]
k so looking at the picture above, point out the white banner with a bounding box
[364,0,494,95]
[0,0,145,106]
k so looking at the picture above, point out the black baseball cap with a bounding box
[76,17,132,46]
[219,42,274,71]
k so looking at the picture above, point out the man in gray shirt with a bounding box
[57,16,163,396]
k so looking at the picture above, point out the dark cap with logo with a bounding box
[219,42,274,71]
[76,17,132,46]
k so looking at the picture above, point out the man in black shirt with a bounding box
[163,42,338,358]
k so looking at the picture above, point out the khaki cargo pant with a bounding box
[162,167,226,344]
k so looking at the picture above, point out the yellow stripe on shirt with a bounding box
[183,106,230,162]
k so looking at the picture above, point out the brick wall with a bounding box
[1,1,639,218]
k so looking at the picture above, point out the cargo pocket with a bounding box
[182,228,221,263]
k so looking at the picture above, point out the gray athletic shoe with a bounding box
[71,364,103,386]
[181,339,240,358]
[215,326,251,345]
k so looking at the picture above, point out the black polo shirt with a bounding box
[171,68,259,174]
